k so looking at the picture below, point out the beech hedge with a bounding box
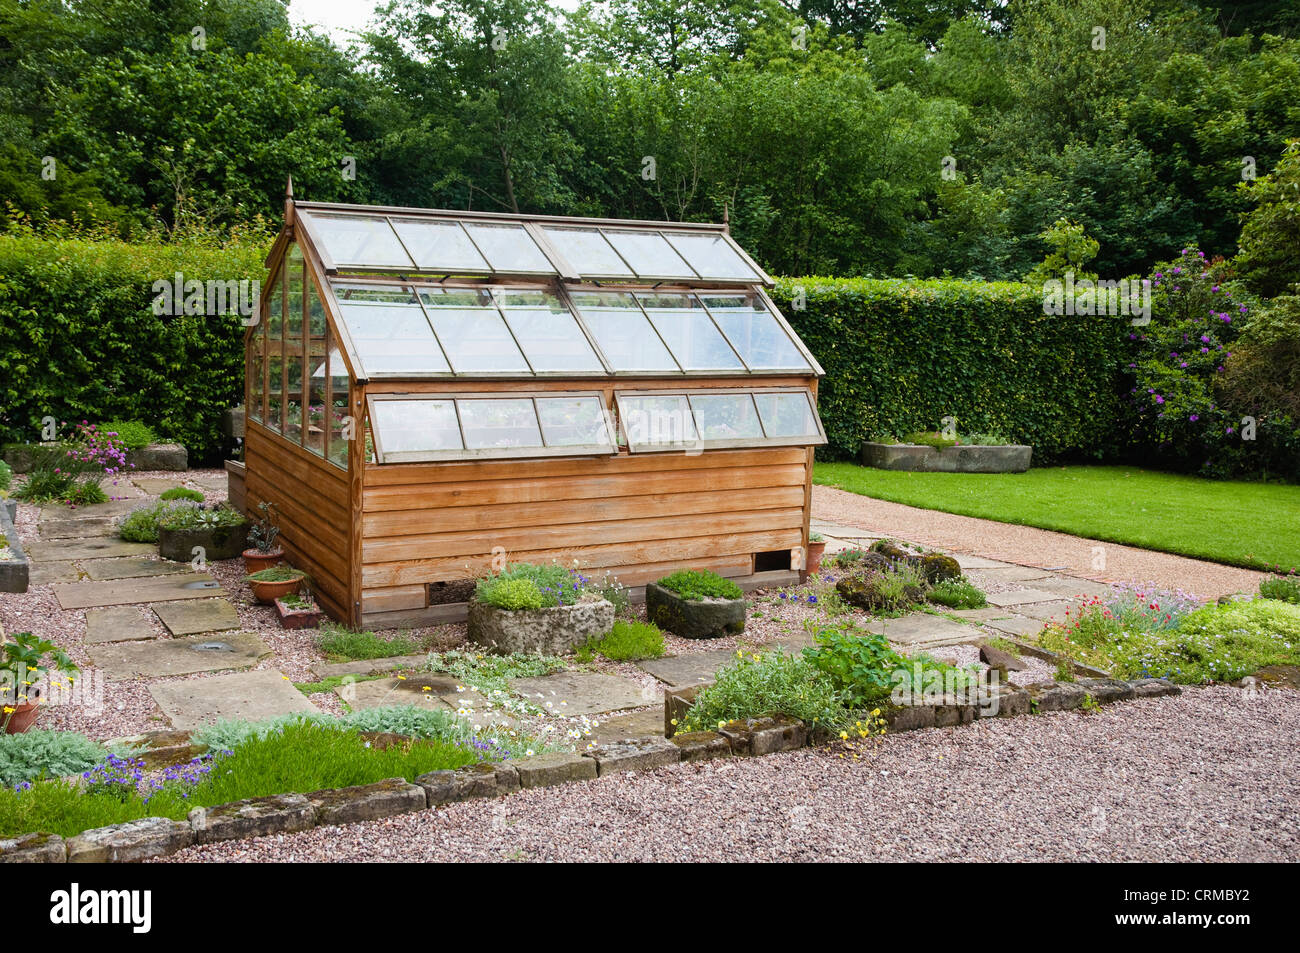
[772,277,1131,461]
[0,233,264,464]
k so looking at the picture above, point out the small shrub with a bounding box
[1259,575,1300,604]
[902,430,957,448]
[0,729,109,786]
[836,563,928,613]
[63,480,108,506]
[475,562,596,609]
[425,648,567,698]
[13,466,76,504]
[157,503,245,532]
[99,420,156,451]
[657,569,743,601]
[317,624,419,661]
[676,650,849,732]
[927,577,988,609]
[579,620,665,662]
[159,486,204,503]
[117,500,186,543]
[245,565,308,583]
[802,625,899,706]
[478,577,547,611]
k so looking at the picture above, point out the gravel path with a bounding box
[162,684,1300,863]
[813,485,1265,599]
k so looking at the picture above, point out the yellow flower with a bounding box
[839,731,848,740]
[670,718,678,726]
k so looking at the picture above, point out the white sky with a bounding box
[288,0,581,46]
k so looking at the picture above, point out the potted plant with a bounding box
[646,569,747,639]
[274,589,323,629]
[243,501,284,573]
[806,532,827,574]
[2,631,78,734]
[246,565,309,605]
[157,502,249,562]
[467,563,615,654]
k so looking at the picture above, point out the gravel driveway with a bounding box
[163,685,1300,863]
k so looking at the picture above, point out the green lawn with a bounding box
[814,463,1300,572]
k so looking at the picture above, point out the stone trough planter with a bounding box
[467,592,614,655]
[0,503,29,594]
[861,441,1032,473]
[158,522,250,563]
[646,582,746,639]
[275,596,324,629]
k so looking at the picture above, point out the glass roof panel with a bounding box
[636,292,743,371]
[689,393,764,441]
[462,223,555,273]
[307,213,412,268]
[371,399,462,455]
[496,291,603,373]
[664,232,762,280]
[754,391,821,438]
[458,398,543,449]
[417,288,530,374]
[540,227,633,277]
[603,230,696,278]
[569,291,678,373]
[701,293,811,370]
[333,284,450,375]
[617,394,699,451]
[535,396,613,448]
[391,219,489,272]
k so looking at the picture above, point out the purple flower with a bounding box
[1154,395,1165,404]
[1189,414,1199,422]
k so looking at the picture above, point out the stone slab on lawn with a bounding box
[152,598,240,636]
[53,572,224,609]
[66,817,192,863]
[26,537,154,562]
[985,588,1065,608]
[980,615,1045,637]
[584,736,680,776]
[90,630,270,679]
[590,708,666,742]
[28,560,81,585]
[509,670,651,716]
[880,613,983,649]
[83,556,191,581]
[638,650,736,688]
[85,605,158,644]
[150,669,317,730]
[1011,600,1076,622]
[513,751,597,789]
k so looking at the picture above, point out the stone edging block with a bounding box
[188,793,316,845]
[583,736,680,775]
[308,778,427,826]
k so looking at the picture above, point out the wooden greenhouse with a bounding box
[242,192,827,629]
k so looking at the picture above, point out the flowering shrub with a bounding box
[675,649,851,733]
[476,562,618,610]
[12,421,131,505]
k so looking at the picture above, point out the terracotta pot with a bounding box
[243,548,284,574]
[3,701,40,734]
[274,597,323,630]
[248,576,303,605]
[806,541,828,574]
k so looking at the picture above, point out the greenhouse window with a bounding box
[367,393,617,463]
[617,388,825,452]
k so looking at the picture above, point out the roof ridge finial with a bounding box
[284,175,295,227]
[286,175,294,199]
[723,199,730,233]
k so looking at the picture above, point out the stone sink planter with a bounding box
[467,592,614,655]
[158,522,249,563]
[275,596,324,630]
[0,503,29,594]
[646,583,746,640]
[861,441,1032,473]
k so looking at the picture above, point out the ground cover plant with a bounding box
[157,502,246,532]
[1260,575,1300,604]
[158,486,203,502]
[927,577,989,609]
[474,562,622,610]
[576,620,666,662]
[656,569,744,601]
[675,649,851,734]
[815,463,1300,572]
[0,729,111,786]
[1037,587,1300,683]
[117,500,191,543]
[99,420,156,450]
[316,623,420,662]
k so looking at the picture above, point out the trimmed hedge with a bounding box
[772,277,1130,461]
[0,233,266,464]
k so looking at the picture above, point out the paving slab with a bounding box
[39,500,140,522]
[509,671,653,716]
[150,670,318,731]
[952,555,1018,570]
[1011,600,1075,622]
[28,560,81,585]
[85,606,158,644]
[590,708,665,742]
[309,653,432,680]
[52,572,224,610]
[880,613,983,650]
[638,650,738,688]
[980,615,1046,637]
[333,676,454,713]
[1032,576,1115,599]
[87,630,270,678]
[83,556,192,581]
[26,537,154,562]
[152,598,240,636]
[966,566,1055,583]
[985,588,1065,608]
[39,517,119,538]
[948,607,1021,622]
[134,478,186,496]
